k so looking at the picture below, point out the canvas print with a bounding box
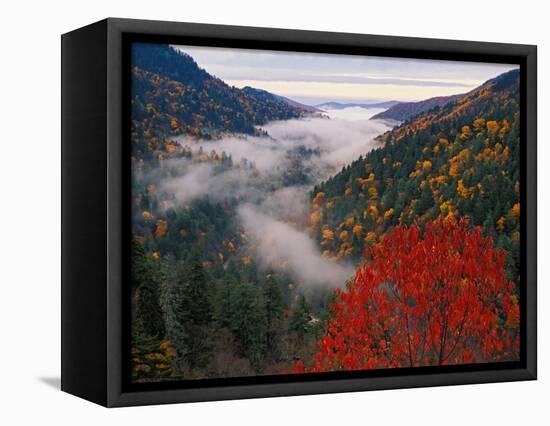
[129,42,521,383]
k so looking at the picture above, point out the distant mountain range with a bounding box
[370,93,464,121]
[315,100,401,110]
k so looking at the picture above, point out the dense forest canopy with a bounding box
[129,43,521,382]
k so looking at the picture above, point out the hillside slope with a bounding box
[308,69,520,277]
[131,43,308,159]
[371,93,463,121]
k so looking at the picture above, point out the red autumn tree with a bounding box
[296,217,519,373]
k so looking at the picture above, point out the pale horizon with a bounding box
[174,44,517,105]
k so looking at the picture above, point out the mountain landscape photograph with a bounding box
[129,42,521,383]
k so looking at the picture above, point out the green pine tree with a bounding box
[171,245,213,370]
[264,275,283,359]
[132,238,165,338]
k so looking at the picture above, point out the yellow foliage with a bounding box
[242,256,251,266]
[155,219,168,239]
[439,200,454,215]
[155,364,171,370]
[499,119,510,139]
[310,210,323,226]
[322,228,335,240]
[313,192,326,206]
[352,223,363,236]
[134,364,151,373]
[339,230,348,241]
[475,147,496,162]
[512,202,520,217]
[165,143,177,154]
[448,149,470,177]
[144,353,165,361]
[422,160,432,170]
[152,251,160,260]
[460,125,472,140]
[473,118,486,133]
[364,231,377,244]
[497,216,506,232]
[344,187,352,196]
[142,211,153,219]
[431,175,448,187]
[369,205,379,218]
[384,208,394,218]
[345,217,355,227]
[457,180,472,199]
[368,187,378,199]
[486,120,499,135]
[159,340,176,358]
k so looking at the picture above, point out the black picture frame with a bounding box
[61,17,537,407]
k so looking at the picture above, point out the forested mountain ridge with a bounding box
[242,86,322,113]
[309,69,520,278]
[370,93,463,121]
[131,43,309,160]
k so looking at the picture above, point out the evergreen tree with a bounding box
[213,273,238,327]
[263,275,283,358]
[228,282,267,368]
[132,239,165,338]
[415,184,434,216]
[289,295,312,337]
[135,275,165,338]
[171,245,213,370]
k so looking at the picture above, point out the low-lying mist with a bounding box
[155,107,391,288]
[238,204,355,288]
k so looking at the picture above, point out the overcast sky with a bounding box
[174,45,517,106]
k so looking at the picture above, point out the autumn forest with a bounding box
[130,43,521,382]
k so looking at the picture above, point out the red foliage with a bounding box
[299,217,519,373]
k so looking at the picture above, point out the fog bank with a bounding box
[156,108,391,288]
[238,204,355,288]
